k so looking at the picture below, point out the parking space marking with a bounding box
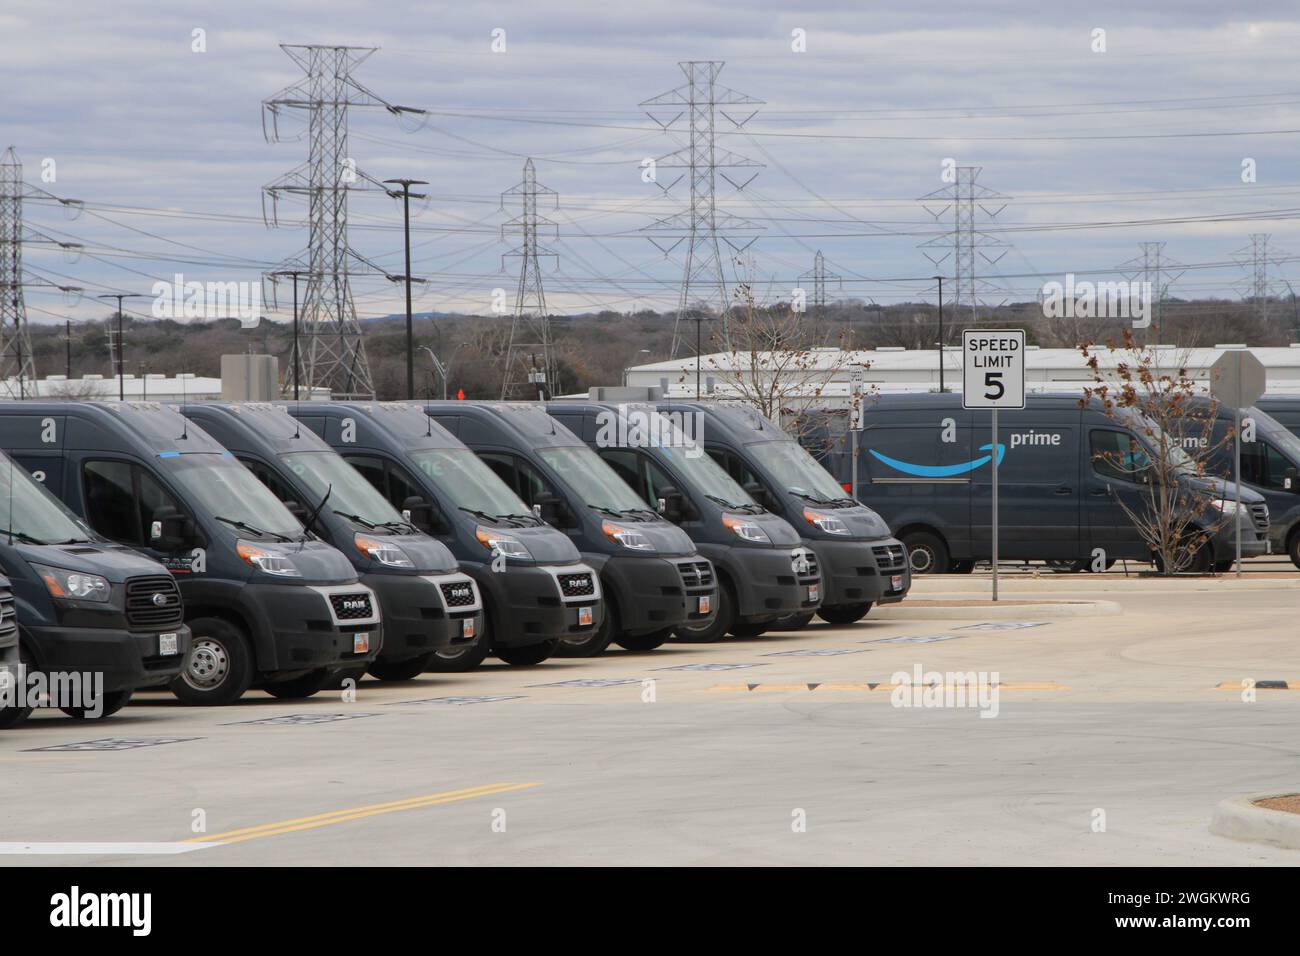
[0,842,222,855]
[186,782,539,847]
[24,737,203,753]
[707,681,1069,693]
[1216,680,1298,690]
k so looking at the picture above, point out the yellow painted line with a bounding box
[708,682,1069,693]
[186,782,538,846]
[1216,681,1297,690]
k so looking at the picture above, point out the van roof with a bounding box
[655,401,792,444]
[304,402,465,452]
[0,400,227,455]
[183,403,334,457]
[424,401,584,449]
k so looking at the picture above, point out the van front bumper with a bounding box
[244,583,383,674]
[599,554,717,636]
[705,545,821,621]
[807,537,911,608]
[364,571,484,661]
[23,623,193,692]
[468,562,603,648]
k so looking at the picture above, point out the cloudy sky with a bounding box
[4,0,1300,328]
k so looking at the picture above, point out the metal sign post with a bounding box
[1209,350,1266,578]
[962,330,1026,601]
[849,365,865,501]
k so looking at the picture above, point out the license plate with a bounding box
[462,618,475,639]
[807,584,819,603]
[577,606,593,627]
[158,632,178,656]
[698,595,711,615]
[353,633,370,653]
[891,574,903,590]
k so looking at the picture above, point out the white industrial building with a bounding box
[0,355,329,402]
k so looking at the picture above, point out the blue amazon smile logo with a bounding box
[868,443,1007,478]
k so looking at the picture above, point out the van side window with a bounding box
[1241,441,1290,490]
[712,449,764,494]
[386,463,425,510]
[643,456,677,503]
[478,452,551,508]
[1090,430,1148,483]
[84,459,187,546]
[343,456,388,499]
[597,450,644,501]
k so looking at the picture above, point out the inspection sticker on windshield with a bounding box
[158,633,179,656]
[353,633,370,653]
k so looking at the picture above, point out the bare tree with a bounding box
[1080,330,1232,573]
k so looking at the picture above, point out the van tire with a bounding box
[263,668,330,699]
[903,531,950,574]
[674,579,735,643]
[61,689,132,720]
[172,617,254,706]
[949,561,975,574]
[497,638,557,666]
[555,588,618,657]
[367,653,436,682]
[0,644,35,728]
[818,603,872,626]
[730,620,770,638]
[615,628,672,652]
[428,638,490,672]
[1288,531,1300,570]
[772,612,815,630]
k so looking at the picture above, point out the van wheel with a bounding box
[367,653,436,682]
[428,639,490,672]
[903,531,950,574]
[264,669,330,699]
[818,603,872,626]
[674,581,735,643]
[949,561,975,574]
[615,628,672,652]
[772,612,815,630]
[1288,532,1300,570]
[497,639,558,666]
[730,620,770,638]
[172,617,254,706]
[0,644,35,728]
[556,591,618,657]
[61,689,132,720]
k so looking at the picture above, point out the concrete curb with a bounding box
[1210,793,1300,850]
[871,599,1121,621]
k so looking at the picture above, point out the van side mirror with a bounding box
[743,480,772,509]
[150,510,196,551]
[533,491,570,527]
[655,485,687,523]
[401,495,444,533]
[1286,467,1298,493]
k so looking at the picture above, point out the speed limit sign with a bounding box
[962,330,1025,409]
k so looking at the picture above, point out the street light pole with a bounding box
[96,293,145,401]
[271,270,310,400]
[384,178,429,401]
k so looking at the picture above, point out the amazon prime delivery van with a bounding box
[828,392,1269,573]
[0,402,380,705]
[1256,396,1300,437]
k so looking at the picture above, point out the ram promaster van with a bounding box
[182,403,485,680]
[288,402,602,669]
[427,401,717,655]
[830,392,1269,573]
[547,400,821,639]
[0,402,380,704]
[657,400,910,625]
[0,446,191,726]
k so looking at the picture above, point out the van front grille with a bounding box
[872,544,908,572]
[440,581,477,608]
[677,560,714,590]
[557,572,595,598]
[125,575,184,628]
[1250,504,1269,532]
[329,592,374,621]
[0,587,15,638]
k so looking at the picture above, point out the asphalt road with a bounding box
[2,573,1298,866]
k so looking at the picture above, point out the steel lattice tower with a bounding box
[641,61,764,356]
[1232,234,1286,323]
[1118,241,1184,343]
[501,159,559,399]
[263,45,418,399]
[798,250,841,329]
[0,148,34,393]
[918,166,1011,322]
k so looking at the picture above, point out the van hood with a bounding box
[248,538,358,585]
[502,524,583,564]
[599,518,696,557]
[372,532,459,574]
[796,503,894,541]
[1187,475,1266,505]
[731,512,802,548]
[14,542,171,584]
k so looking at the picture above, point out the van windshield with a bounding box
[747,440,851,504]
[0,455,93,545]
[537,445,651,513]
[658,445,756,510]
[408,448,532,518]
[281,451,410,531]
[162,453,303,540]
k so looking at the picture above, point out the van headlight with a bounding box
[803,509,850,535]
[33,564,111,602]
[601,521,653,551]
[475,526,532,560]
[722,514,771,543]
[236,541,302,577]
[1209,499,1243,516]
[355,534,415,568]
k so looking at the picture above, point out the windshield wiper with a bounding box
[0,529,48,545]
[791,490,836,505]
[334,510,381,530]
[214,515,293,543]
[459,506,527,528]
[704,493,761,513]
[377,519,419,534]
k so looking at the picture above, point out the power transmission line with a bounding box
[501,158,558,399]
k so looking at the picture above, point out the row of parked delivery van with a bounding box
[0,397,912,725]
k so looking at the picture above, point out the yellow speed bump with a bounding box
[708,681,1068,693]
[187,782,539,846]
